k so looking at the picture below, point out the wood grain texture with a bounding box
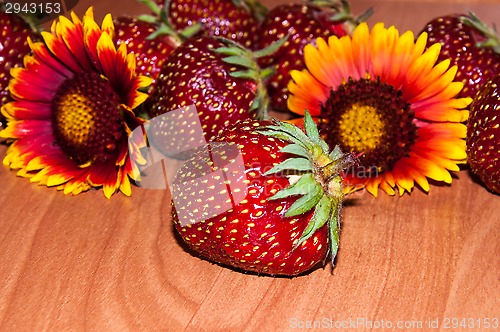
[1,1,499,331]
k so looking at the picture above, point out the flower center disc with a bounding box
[320,78,417,176]
[52,72,125,165]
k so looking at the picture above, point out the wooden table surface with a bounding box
[1,0,499,331]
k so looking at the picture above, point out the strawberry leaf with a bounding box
[328,201,341,266]
[263,157,313,175]
[303,110,329,152]
[222,55,256,69]
[279,143,311,159]
[284,181,323,217]
[293,195,333,250]
[262,123,313,150]
[253,35,289,59]
[268,173,315,200]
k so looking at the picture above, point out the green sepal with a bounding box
[137,14,158,24]
[263,157,313,175]
[230,70,259,81]
[249,95,260,112]
[285,181,324,217]
[178,23,203,39]
[215,46,248,57]
[268,173,315,201]
[253,35,289,59]
[146,23,178,41]
[293,195,333,250]
[303,111,329,153]
[221,55,256,69]
[262,123,313,150]
[327,200,341,266]
[279,144,311,159]
[258,130,305,146]
[260,66,276,81]
[138,0,162,15]
[461,12,500,54]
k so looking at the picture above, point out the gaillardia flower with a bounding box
[0,8,152,198]
[287,22,471,196]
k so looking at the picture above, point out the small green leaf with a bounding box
[253,35,289,58]
[230,69,259,81]
[285,182,324,217]
[179,23,203,39]
[278,122,311,145]
[215,46,248,57]
[147,24,178,41]
[328,200,341,266]
[268,173,315,201]
[257,129,305,147]
[303,110,320,141]
[261,122,313,150]
[293,195,332,250]
[138,0,162,15]
[303,110,330,152]
[263,157,313,175]
[259,66,275,81]
[222,55,256,70]
[280,144,310,159]
[249,96,260,112]
[137,14,158,24]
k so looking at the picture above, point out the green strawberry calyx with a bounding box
[137,0,202,44]
[461,12,500,54]
[257,111,357,268]
[309,0,374,35]
[215,36,289,120]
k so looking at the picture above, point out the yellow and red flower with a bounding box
[287,22,471,196]
[0,8,152,198]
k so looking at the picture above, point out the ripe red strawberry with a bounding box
[257,0,370,112]
[114,16,180,84]
[146,35,283,156]
[161,0,260,49]
[466,74,500,194]
[0,11,38,127]
[171,112,356,276]
[421,12,500,100]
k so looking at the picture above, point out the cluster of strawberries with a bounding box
[1,0,499,277]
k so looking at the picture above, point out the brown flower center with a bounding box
[320,78,417,177]
[51,72,125,165]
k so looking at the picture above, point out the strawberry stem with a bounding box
[257,111,357,269]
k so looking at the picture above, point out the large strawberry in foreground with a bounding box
[0,11,38,127]
[172,112,356,276]
[467,74,500,195]
[422,12,500,100]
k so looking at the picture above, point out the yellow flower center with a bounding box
[52,72,125,165]
[338,104,385,152]
[320,78,417,175]
[55,94,95,147]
